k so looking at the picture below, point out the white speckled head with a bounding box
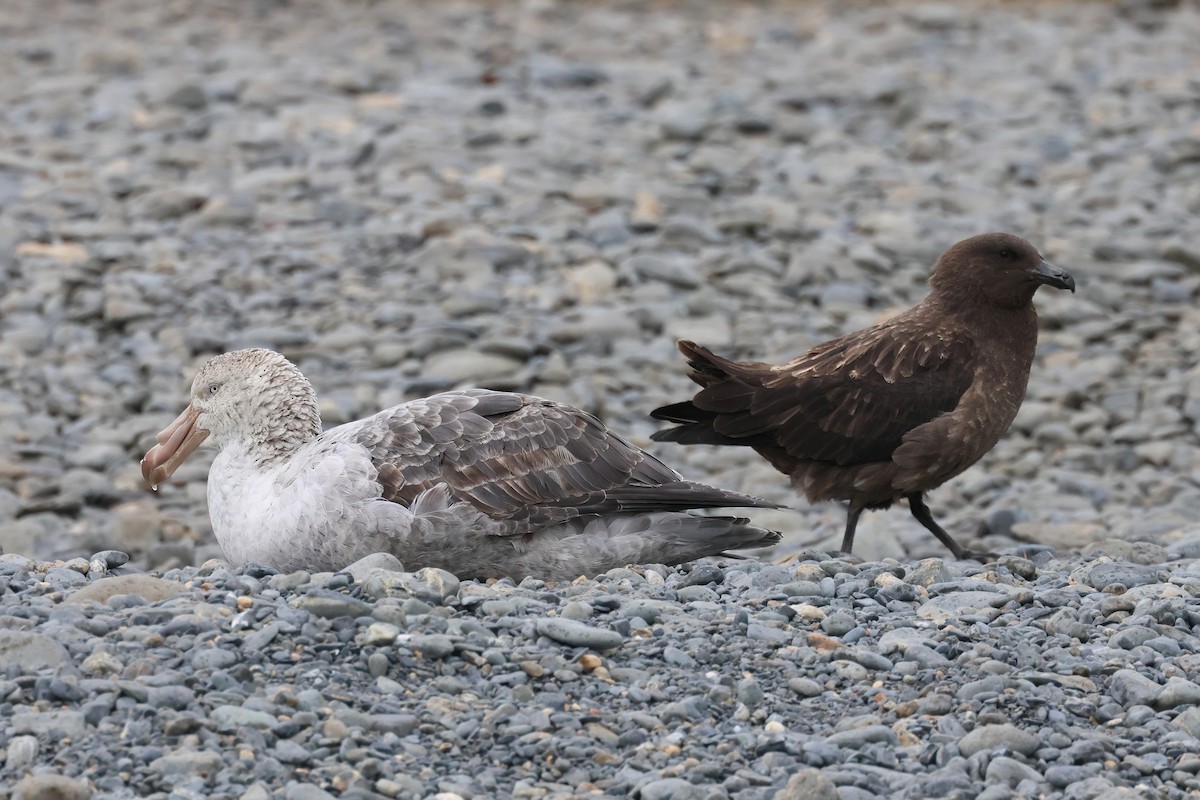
[189,348,321,454]
[141,348,322,486]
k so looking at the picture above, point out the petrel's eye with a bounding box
[998,248,1015,260]
[208,383,221,395]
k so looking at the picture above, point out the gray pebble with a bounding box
[12,711,86,739]
[191,647,239,670]
[0,631,71,673]
[211,705,277,730]
[788,677,823,698]
[663,645,696,668]
[68,575,186,605]
[294,592,372,618]
[1071,561,1164,590]
[342,552,405,581]
[90,550,129,570]
[560,600,593,621]
[284,786,336,800]
[848,648,894,671]
[624,254,702,289]
[163,82,207,110]
[1109,669,1164,708]
[536,618,625,650]
[1155,677,1200,709]
[274,739,311,765]
[737,677,765,708]
[150,750,224,776]
[772,771,839,800]
[1045,764,1102,787]
[13,775,91,800]
[406,634,456,659]
[637,777,712,800]
[146,685,195,710]
[985,755,1042,787]
[958,724,1040,757]
[907,559,951,586]
[5,735,39,771]
[819,610,856,636]
[747,623,791,643]
[825,725,898,749]
[367,651,390,677]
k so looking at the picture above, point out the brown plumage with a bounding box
[651,232,1076,560]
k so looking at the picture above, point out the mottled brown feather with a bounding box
[358,389,775,535]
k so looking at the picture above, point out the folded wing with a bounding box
[653,323,976,468]
[349,389,774,533]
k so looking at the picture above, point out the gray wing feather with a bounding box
[346,389,769,533]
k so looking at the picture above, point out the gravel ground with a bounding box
[1,0,1199,797]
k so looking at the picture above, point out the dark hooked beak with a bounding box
[1032,260,1075,293]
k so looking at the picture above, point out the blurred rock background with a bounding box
[0,0,1197,569]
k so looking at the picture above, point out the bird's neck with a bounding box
[252,418,321,466]
[918,292,1039,369]
[238,390,323,468]
[925,288,1039,318]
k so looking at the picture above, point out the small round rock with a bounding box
[536,618,626,650]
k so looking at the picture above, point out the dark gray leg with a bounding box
[907,494,994,561]
[839,504,864,554]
